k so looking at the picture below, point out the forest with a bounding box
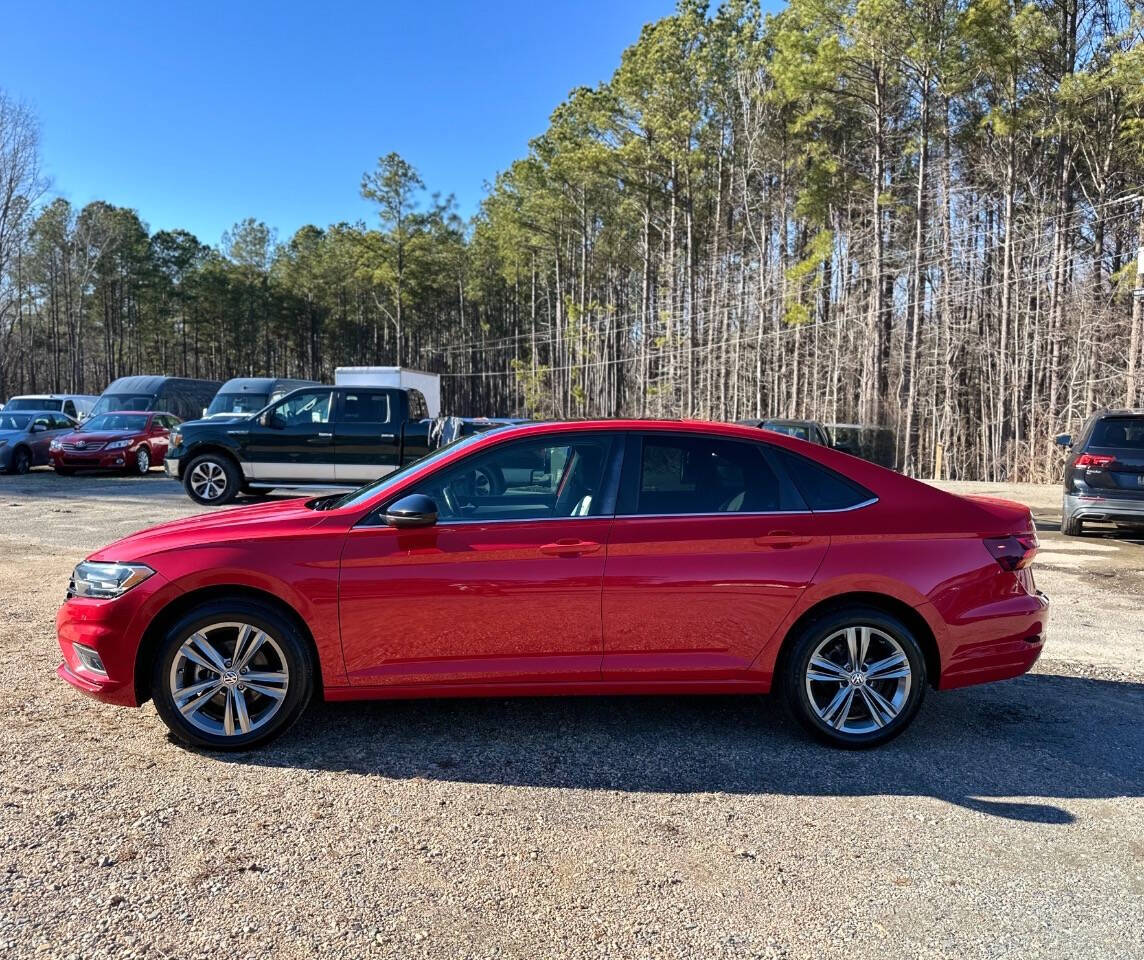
[1,0,1142,481]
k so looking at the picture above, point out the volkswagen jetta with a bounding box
[56,420,1048,750]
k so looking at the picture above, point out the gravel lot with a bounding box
[1,470,1142,959]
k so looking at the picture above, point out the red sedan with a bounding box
[51,411,181,475]
[56,420,1047,750]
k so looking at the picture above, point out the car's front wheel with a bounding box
[151,600,314,750]
[133,446,151,475]
[782,607,927,748]
[183,453,241,505]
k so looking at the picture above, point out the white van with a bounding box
[4,394,98,421]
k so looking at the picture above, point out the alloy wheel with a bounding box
[168,621,290,738]
[189,460,227,501]
[803,625,912,735]
[136,447,150,473]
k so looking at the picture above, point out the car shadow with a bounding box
[208,672,1143,825]
[1034,515,1144,546]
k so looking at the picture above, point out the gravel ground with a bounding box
[1,469,1142,960]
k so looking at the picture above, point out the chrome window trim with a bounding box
[611,496,879,519]
[355,496,879,528]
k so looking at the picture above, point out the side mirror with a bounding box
[31,423,45,433]
[1054,434,1072,448]
[260,411,283,429]
[385,494,438,529]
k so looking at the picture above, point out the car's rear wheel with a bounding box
[133,446,151,475]
[151,600,314,750]
[782,607,926,748]
[183,453,241,505]
[1062,512,1083,536]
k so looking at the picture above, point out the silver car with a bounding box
[0,411,78,474]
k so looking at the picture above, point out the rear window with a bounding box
[6,398,62,411]
[1089,417,1144,450]
[772,447,874,511]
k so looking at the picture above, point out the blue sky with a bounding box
[6,0,675,247]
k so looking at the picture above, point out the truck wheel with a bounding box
[184,454,241,505]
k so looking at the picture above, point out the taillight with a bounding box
[1075,453,1115,467]
[984,534,1039,571]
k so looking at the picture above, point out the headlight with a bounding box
[105,438,131,450]
[171,429,182,447]
[50,439,62,451]
[68,562,154,599]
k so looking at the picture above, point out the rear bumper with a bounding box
[937,589,1048,690]
[1065,493,1144,523]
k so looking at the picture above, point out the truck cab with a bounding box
[165,385,435,504]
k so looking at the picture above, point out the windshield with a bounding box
[82,414,148,433]
[0,413,32,431]
[92,394,155,416]
[207,392,269,416]
[7,398,63,411]
[323,431,490,511]
[763,422,810,440]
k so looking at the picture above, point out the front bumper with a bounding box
[56,570,176,707]
[1065,492,1144,524]
[164,456,180,478]
[51,449,131,470]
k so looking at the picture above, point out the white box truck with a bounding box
[333,366,441,418]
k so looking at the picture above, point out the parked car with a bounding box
[50,412,181,475]
[204,377,318,418]
[91,376,222,422]
[165,384,436,505]
[737,418,832,446]
[57,419,1047,751]
[4,394,98,421]
[1056,409,1144,535]
[826,423,897,468]
[0,411,78,474]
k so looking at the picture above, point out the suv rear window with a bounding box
[772,447,875,511]
[1090,417,1144,450]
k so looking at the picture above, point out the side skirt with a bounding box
[322,678,774,702]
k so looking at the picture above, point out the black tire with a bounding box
[781,606,927,749]
[1062,513,1083,536]
[9,446,31,475]
[132,445,152,475]
[182,452,241,505]
[150,598,314,751]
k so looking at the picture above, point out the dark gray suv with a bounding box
[1055,409,1144,535]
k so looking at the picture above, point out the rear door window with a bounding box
[621,434,797,515]
[341,391,392,424]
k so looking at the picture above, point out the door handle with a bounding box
[317,432,333,438]
[760,530,813,549]
[539,539,601,557]
[378,433,396,442]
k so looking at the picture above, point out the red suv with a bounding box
[56,420,1048,750]
[50,411,180,475]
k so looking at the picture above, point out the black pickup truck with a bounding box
[165,384,437,504]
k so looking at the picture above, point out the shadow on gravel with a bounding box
[216,672,1143,825]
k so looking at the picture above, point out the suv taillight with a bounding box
[984,534,1039,571]
[1075,453,1115,467]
